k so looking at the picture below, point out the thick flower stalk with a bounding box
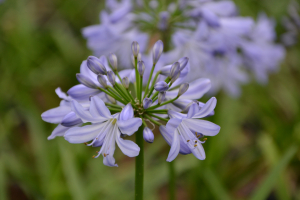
[41,41,220,199]
[82,0,285,97]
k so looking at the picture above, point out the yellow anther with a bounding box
[84,142,88,145]
[111,118,117,125]
[203,138,207,141]
[104,153,107,157]
[195,141,197,143]
[92,155,95,158]
[187,140,190,142]
[194,144,197,147]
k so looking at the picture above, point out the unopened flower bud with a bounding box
[97,75,108,88]
[108,53,118,70]
[106,94,116,104]
[137,61,145,76]
[154,81,169,92]
[107,71,116,86]
[76,74,98,89]
[171,71,180,83]
[87,56,107,75]
[131,41,140,57]
[122,77,129,89]
[143,127,154,143]
[178,83,189,97]
[137,53,142,61]
[152,40,163,64]
[178,57,189,71]
[169,62,180,79]
[143,98,152,109]
[158,92,166,104]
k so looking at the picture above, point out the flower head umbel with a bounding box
[41,41,220,166]
[82,0,285,97]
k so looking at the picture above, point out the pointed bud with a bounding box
[87,56,107,75]
[106,94,116,104]
[137,53,142,61]
[107,71,116,86]
[152,40,164,64]
[137,61,145,76]
[158,92,166,104]
[178,83,189,97]
[76,74,98,89]
[97,75,108,88]
[169,62,180,79]
[178,57,189,71]
[61,112,83,127]
[143,98,153,109]
[143,127,154,143]
[154,81,169,92]
[122,77,129,89]
[108,53,118,70]
[131,41,140,57]
[171,71,180,84]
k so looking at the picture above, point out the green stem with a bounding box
[146,109,169,113]
[98,87,125,104]
[147,71,161,98]
[147,96,179,110]
[144,114,162,126]
[144,63,156,98]
[169,162,175,200]
[114,70,122,83]
[146,113,169,122]
[140,75,143,102]
[105,103,122,109]
[135,125,144,200]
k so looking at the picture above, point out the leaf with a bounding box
[250,145,298,200]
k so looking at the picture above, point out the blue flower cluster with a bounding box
[42,41,220,167]
[82,0,285,96]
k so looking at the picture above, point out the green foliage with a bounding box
[0,0,300,199]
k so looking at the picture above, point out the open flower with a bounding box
[160,97,220,161]
[65,96,142,167]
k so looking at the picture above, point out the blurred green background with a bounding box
[1,0,300,199]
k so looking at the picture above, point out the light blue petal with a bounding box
[119,103,134,121]
[191,143,206,160]
[116,134,140,157]
[183,119,220,136]
[192,97,217,119]
[64,123,104,143]
[117,118,142,136]
[187,103,200,118]
[61,112,83,127]
[41,106,71,124]
[168,110,186,119]
[166,130,180,162]
[47,124,70,140]
[166,118,182,132]
[166,78,211,100]
[90,96,112,119]
[71,100,103,123]
[67,84,100,102]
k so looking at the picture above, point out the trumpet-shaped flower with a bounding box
[65,96,142,167]
[160,98,220,161]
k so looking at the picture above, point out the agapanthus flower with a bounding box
[42,41,220,166]
[82,0,285,97]
[281,0,300,46]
